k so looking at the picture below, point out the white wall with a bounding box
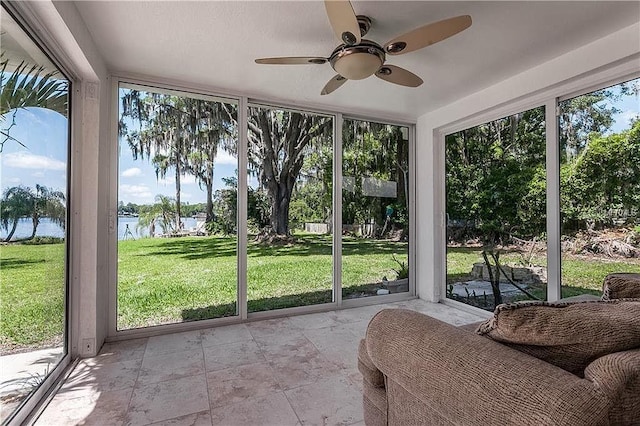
[415,22,640,302]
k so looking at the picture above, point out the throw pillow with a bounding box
[477,299,640,377]
[603,273,640,300]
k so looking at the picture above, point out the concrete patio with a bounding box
[35,300,486,425]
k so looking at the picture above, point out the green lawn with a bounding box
[447,247,640,299]
[117,233,407,329]
[4,235,639,351]
[0,243,65,352]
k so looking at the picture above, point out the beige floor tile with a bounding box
[60,358,141,395]
[267,348,342,390]
[303,325,361,370]
[348,320,371,339]
[144,330,203,357]
[200,323,253,348]
[403,301,487,325]
[137,349,204,385]
[254,332,316,359]
[147,410,212,426]
[287,312,342,330]
[245,317,297,339]
[209,392,299,426]
[331,304,392,324]
[95,338,148,365]
[126,375,209,425]
[40,300,485,426]
[285,375,363,426]
[206,361,280,408]
[202,340,265,372]
[346,368,364,394]
[36,388,132,426]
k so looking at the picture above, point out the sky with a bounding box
[1,81,639,206]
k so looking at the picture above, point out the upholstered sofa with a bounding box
[358,273,640,425]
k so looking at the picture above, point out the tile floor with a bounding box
[35,299,486,426]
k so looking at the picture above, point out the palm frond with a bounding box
[1,56,69,117]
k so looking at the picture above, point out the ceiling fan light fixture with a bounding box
[333,53,382,80]
[329,40,385,80]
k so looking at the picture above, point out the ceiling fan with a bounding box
[255,0,472,95]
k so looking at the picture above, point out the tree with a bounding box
[559,82,638,161]
[184,101,237,222]
[28,184,66,240]
[119,90,234,228]
[561,120,640,230]
[445,106,546,242]
[1,56,68,151]
[137,194,177,236]
[120,91,188,230]
[342,120,409,237]
[0,186,33,242]
[208,176,269,235]
[246,107,332,236]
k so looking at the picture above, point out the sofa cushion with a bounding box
[477,299,640,376]
[603,273,640,300]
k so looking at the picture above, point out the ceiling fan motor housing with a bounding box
[329,40,385,80]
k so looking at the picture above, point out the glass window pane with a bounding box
[1,7,70,421]
[445,106,547,310]
[559,78,640,298]
[341,119,410,300]
[117,84,238,329]
[246,105,334,313]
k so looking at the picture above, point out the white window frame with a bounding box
[107,75,417,340]
[1,3,76,425]
[437,60,640,314]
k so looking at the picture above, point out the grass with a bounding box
[447,247,640,301]
[4,234,639,350]
[0,243,65,352]
[117,233,407,329]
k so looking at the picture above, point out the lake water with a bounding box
[1,217,199,241]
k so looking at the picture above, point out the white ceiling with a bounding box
[74,1,640,121]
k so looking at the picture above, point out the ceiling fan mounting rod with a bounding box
[356,15,372,37]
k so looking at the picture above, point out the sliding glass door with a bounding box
[246,104,334,312]
[342,119,410,300]
[1,6,70,422]
[117,83,239,330]
[112,84,414,333]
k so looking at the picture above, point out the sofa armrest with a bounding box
[365,309,610,426]
[584,348,640,425]
[603,273,640,300]
[358,339,384,388]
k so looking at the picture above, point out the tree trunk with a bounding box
[205,178,214,223]
[270,184,292,235]
[3,218,19,242]
[28,215,39,240]
[482,249,503,306]
[174,161,182,231]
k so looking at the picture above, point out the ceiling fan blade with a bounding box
[324,0,361,46]
[384,15,472,56]
[255,57,328,65]
[375,65,423,87]
[321,75,348,95]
